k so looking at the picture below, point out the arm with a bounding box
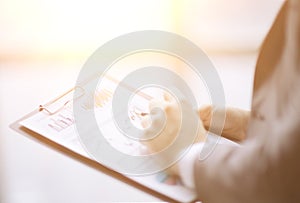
[195,1,300,202]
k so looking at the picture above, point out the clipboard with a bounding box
[10,114,181,202]
[10,74,198,203]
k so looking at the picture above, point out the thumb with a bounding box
[198,105,212,129]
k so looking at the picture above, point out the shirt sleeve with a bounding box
[193,1,300,202]
[178,137,239,189]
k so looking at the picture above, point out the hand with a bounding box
[198,105,250,142]
[141,93,207,175]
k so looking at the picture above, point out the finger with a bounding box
[149,98,165,111]
[141,115,151,128]
[198,105,212,130]
[198,105,212,120]
[163,91,173,102]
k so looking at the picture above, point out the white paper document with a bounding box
[20,75,198,202]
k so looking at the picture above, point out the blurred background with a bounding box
[0,0,284,202]
[0,0,284,61]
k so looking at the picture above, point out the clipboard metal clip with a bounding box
[39,86,85,115]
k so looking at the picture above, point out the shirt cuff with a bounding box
[177,143,204,189]
[177,137,240,189]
